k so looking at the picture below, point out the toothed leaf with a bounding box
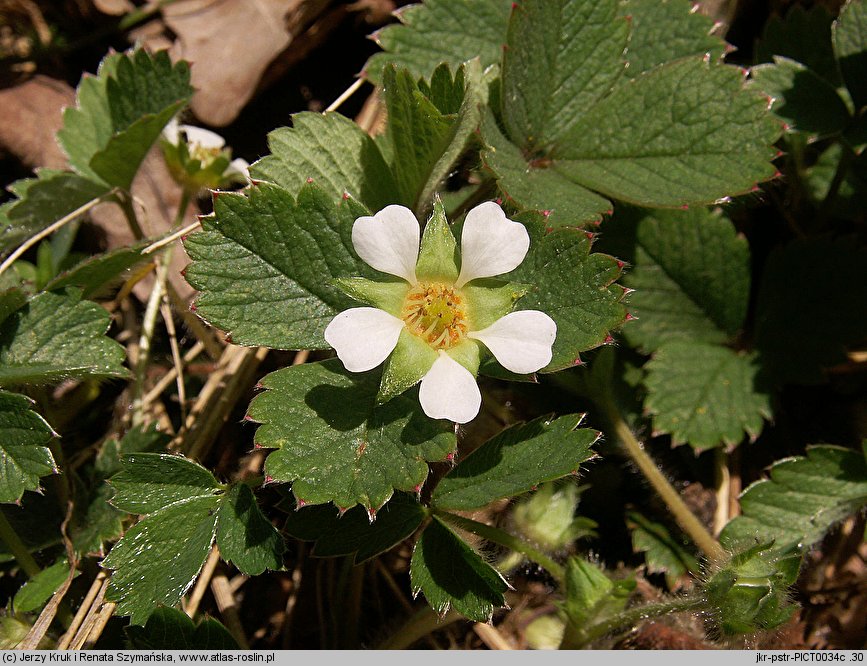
[627,511,700,589]
[215,483,285,576]
[431,414,597,510]
[0,391,57,504]
[410,516,508,622]
[248,359,455,512]
[757,4,841,86]
[125,607,239,649]
[834,0,867,109]
[644,342,771,450]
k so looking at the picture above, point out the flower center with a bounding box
[401,282,468,350]
[188,142,222,166]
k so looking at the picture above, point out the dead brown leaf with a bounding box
[158,0,300,127]
[0,75,73,169]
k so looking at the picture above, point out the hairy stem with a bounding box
[435,511,565,586]
[0,510,41,578]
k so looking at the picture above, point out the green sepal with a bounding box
[378,329,438,404]
[463,278,527,331]
[446,338,481,375]
[415,199,459,282]
[333,277,409,318]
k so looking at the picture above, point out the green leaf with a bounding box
[59,49,192,189]
[480,110,612,226]
[215,483,284,576]
[805,144,867,219]
[627,511,699,588]
[183,183,371,350]
[44,242,151,298]
[506,219,626,372]
[0,171,110,255]
[602,206,750,353]
[834,0,867,109]
[751,58,851,136]
[103,495,220,625]
[0,289,128,386]
[283,493,426,563]
[248,359,455,511]
[364,0,513,83]
[563,556,634,627]
[720,445,867,555]
[757,4,841,86]
[431,414,597,510]
[410,516,508,622]
[501,0,627,152]
[13,558,78,613]
[108,453,221,515]
[754,237,867,385]
[250,112,398,211]
[125,607,238,649]
[0,391,56,504]
[644,342,771,450]
[554,58,781,207]
[382,66,459,211]
[619,0,727,77]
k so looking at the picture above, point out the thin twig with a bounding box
[325,78,365,113]
[473,623,513,650]
[142,219,202,255]
[57,571,108,649]
[186,545,221,618]
[211,562,250,649]
[0,193,111,278]
[160,300,188,423]
[142,341,205,408]
[68,574,111,649]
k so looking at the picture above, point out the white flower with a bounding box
[162,117,250,183]
[324,202,556,424]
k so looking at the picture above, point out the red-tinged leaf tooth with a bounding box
[776,149,785,158]
[225,334,233,344]
[620,286,635,297]
[502,44,509,52]
[542,209,551,218]
[530,484,538,491]
[604,334,615,345]
[625,312,637,321]
[594,430,604,441]
[680,204,689,211]
[413,483,423,494]
[243,413,255,422]
[781,122,791,132]
[511,1,519,9]
[295,497,307,509]
[724,43,738,55]
[764,94,775,110]
[179,267,187,277]
[711,21,725,33]
[367,508,377,523]
[264,474,275,485]
[585,231,595,240]
[444,451,456,464]
[545,226,553,234]
[773,170,782,179]
[254,381,265,390]
[495,198,503,205]
[616,259,625,269]
[250,178,265,186]
[751,184,761,193]
[605,208,614,216]
[739,67,750,79]
[212,190,224,200]
[690,2,700,12]
[342,191,350,200]
[703,52,711,64]
[14,498,22,507]
[337,506,349,517]
[573,356,584,366]
[252,441,263,449]
[190,302,197,312]
[306,177,314,184]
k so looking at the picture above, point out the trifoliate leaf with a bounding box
[364,0,512,83]
[104,455,283,623]
[250,112,398,211]
[215,483,284,576]
[602,206,750,353]
[248,359,455,511]
[59,49,192,189]
[108,453,221,515]
[480,110,612,226]
[125,607,238,649]
[834,0,867,109]
[757,4,842,86]
[183,182,371,350]
[619,0,727,76]
[554,58,781,207]
[506,220,626,372]
[0,171,110,255]
[754,237,867,385]
[410,516,508,622]
[720,445,867,555]
[627,511,700,588]
[103,495,220,625]
[283,493,426,563]
[431,415,597,510]
[43,242,151,298]
[13,557,78,613]
[644,342,771,450]
[0,290,127,386]
[501,0,627,152]
[0,391,56,504]
[751,58,851,137]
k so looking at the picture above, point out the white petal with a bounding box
[162,117,180,144]
[352,205,419,284]
[324,307,403,372]
[418,351,481,424]
[456,202,530,287]
[180,124,226,150]
[226,158,250,182]
[469,310,556,374]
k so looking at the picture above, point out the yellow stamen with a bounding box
[401,282,469,350]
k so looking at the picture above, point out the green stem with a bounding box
[118,0,183,31]
[118,193,145,241]
[435,510,565,586]
[377,606,463,650]
[0,511,41,578]
[596,396,725,564]
[559,594,705,649]
[816,142,855,229]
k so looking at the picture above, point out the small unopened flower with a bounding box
[161,118,249,192]
[324,201,556,424]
